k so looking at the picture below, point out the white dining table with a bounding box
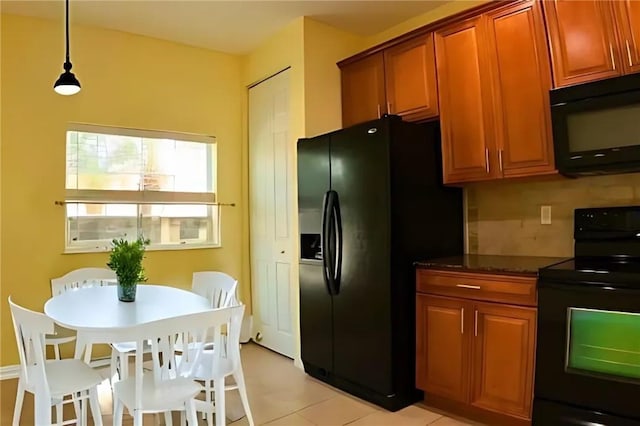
[44,284,211,362]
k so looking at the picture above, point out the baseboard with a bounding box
[0,364,19,380]
[0,357,111,381]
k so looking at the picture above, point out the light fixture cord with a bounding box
[65,0,71,66]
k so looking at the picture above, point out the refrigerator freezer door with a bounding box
[330,120,393,396]
[298,135,333,373]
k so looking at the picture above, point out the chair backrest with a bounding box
[113,305,245,411]
[51,267,117,296]
[8,297,53,396]
[178,304,246,377]
[192,271,239,308]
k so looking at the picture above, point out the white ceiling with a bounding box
[1,0,446,54]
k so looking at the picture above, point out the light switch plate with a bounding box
[541,205,551,225]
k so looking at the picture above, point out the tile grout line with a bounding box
[261,394,339,425]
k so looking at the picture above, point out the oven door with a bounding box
[552,87,640,176]
[535,280,640,421]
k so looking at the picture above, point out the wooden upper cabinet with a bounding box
[543,0,622,87]
[486,0,555,177]
[471,302,536,420]
[416,294,470,403]
[384,34,439,121]
[615,0,640,74]
[435,17,497,184]
[341,53,386,128]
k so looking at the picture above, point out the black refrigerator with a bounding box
[297,115,463,411]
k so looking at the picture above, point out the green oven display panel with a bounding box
[567,308,640,382]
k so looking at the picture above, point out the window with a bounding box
[65,124,218,252]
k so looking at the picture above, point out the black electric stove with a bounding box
[540,257,640,288]
[534,206,640,426]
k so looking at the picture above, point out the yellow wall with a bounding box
[240,17,363,367]
[0,14,244,366]
[363,0,490,49]
[303,18,363,137]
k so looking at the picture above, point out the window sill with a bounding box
[63,243,222,254]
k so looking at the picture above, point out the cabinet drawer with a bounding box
[416,269,537,307]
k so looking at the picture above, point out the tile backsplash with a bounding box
[466,173,640,257]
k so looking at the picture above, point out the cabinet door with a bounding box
[471,302,536,419]
[384,34,438,121]
[435,17,498,184]
[615,0,640,75]
[486,1,555,177]
[416,294,470,402]
[543,0,622,87]
[340,53,386,127]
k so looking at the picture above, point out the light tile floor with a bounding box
[1,343,481,425]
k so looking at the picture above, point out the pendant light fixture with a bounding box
[54,0,81,95]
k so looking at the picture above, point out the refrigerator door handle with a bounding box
[321,191,334,295]
[332,191,343,295]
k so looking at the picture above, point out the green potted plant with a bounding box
[107,236,149,302]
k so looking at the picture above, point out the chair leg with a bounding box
[204,380,212,423]
[113,399,124,426]
[164,411,173,426]
[214,378,226,426]
[89,386,103,426]
[110,347,119,383]
[55,400,63,426]
[72,392,81,423]
[54,343,61,360]
[12,379,24,426]
[80,390,88,426]
[133,410,143,426]
[34,392,51,426]
[185,400,198,426]
[120,352,129,380]
[233,367,254,426]
[207,387,214,426]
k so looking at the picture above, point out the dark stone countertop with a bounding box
[415,254,569,276]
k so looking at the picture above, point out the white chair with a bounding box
[9,297,103,426]
[192,271,239,308]
[48,268,147,384]
[190,271,243,420]
[179,304,254,426]
[111,307,244,426]
[47,267,117,360]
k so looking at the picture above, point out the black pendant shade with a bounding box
[54,0,81,95]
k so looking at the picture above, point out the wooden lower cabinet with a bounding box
[416,293,537,424]
[471,302,536,420]
[416,294,470,402]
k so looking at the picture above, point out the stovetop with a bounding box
[539,256,640,289]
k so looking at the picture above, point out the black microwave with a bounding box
[551,73,640,176]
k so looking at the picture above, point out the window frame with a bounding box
[63,123,221,253]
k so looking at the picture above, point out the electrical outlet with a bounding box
[541,205,552,225]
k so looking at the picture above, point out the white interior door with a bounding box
[249,70,294,358]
